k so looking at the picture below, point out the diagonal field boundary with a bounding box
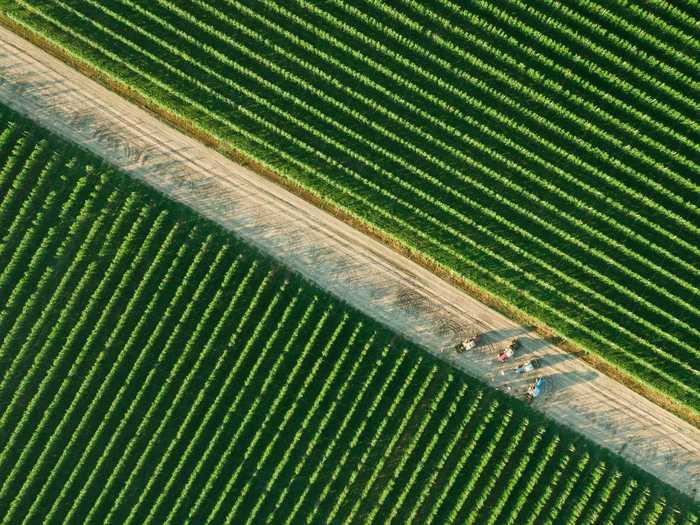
[0,26,698,500]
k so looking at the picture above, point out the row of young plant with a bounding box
[0,203,189,520]
[238,321,367,525]
[520,0,700,78]
[332,388,554,522]
[0,125,214,524]
[357,0,700,209]
[0,193,57,328]
[384,384,468,524]
[158,279,297,522]
[17,223,201,523]
[0,173,109,378]
[0,205,167,524]
[0,191,115,437]
[152,265,278,525]
[402,390,485,524]
[243,0,698,263]
[1,187,139,357]
[0,138,50,224]
[64,233,219,525]
[345,368,446,524]
[302,353,419,523]
[96,244,234,524]
[626,1,700,51]
[218,305,345,524]
[113,274,372,524]
[191,292,322,524]
[0,162,118,360]
[263,332,380,525]
[15,0,700,390]
[55,237,196,524]
[458,0,700,118]
[0,162,91,306]
[498,434,562,524]
[326,363,429,523]
[0,121,22,180]
[0,155,94,412]
[0,145,62,268]
[13,220,183,525]
[0,150,61,269]
[406,0,700,199]
[119,260,258,520]
[0,182,132,389]
[0,125,29,194]
[546,0,700,86]
[116,255,248,524]
[480,0,700,131]
[58,0,700,388]
[304,0,699,222]
[281,346,406,525]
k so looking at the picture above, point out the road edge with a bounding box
[3,14,697,429]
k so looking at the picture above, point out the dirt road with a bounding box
[0,26,698,500]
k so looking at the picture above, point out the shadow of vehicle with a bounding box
[481,326,532,345]
[536,352,577,366]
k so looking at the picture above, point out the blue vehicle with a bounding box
[526,377,545,403]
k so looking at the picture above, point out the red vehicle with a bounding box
[497,338,520,362]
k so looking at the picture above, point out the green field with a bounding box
[2,0,697,411]
[0,106,697,523]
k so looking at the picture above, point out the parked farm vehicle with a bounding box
[514,358,542,374]
[526,377,545,404]
[456,333,481,353]
[497,338,521,362]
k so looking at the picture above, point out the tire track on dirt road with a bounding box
[0,26,698,500]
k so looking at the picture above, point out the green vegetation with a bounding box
[0,106,697,523]
[2,0,697,411]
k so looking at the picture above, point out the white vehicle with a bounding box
[456,333,481,353]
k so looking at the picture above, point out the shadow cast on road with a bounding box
[543,370,599,395]
[538,352,578,367]
[482,326,531,345]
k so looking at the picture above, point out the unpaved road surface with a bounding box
[1,26,698,500]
